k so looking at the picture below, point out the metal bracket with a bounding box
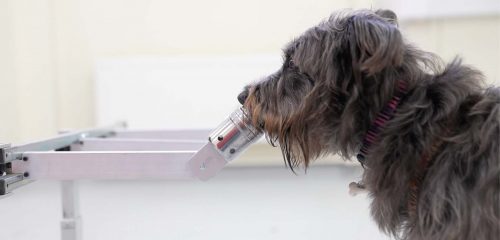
[0,143,14,164]
[0,173,30,195]
[1,144,26,196]
[0,144,8,174]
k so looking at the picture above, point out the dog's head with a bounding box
[238,10,413,169]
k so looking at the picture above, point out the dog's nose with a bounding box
[237,89,249,104]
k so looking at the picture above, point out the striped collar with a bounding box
[356,80,409,167]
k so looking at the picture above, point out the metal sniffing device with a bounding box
[188,107,263,180]
[0,107,261,197]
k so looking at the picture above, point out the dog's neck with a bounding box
[356,79,409,167]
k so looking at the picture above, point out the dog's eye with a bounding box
[288,59,300,71]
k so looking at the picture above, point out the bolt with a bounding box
[200,162,206,170]
[229,148,236,154]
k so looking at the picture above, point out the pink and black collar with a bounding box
[356,80,409,167]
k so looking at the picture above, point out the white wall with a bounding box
[402,16,500,82]
[0,0,59,143]
[95,55,283,129]
[0,0,499,144]
[379,0,500,20]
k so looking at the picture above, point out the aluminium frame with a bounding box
[0,123,217,240]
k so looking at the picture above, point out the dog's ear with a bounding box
[348,12,404,75]
[375,9,398,27]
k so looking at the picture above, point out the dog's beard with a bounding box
[244,93,321,170]
[264,120,313,171]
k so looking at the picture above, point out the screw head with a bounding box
[22,156,28,161]
[200,162,206,170]
[23,172,29,178]
[229,148,236,154]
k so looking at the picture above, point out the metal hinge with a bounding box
[0,143,10,164]
[1,143,22,164]
[1,144,29,196]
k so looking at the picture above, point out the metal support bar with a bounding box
[113,129,210,140]
[1,122,126,164]
[61,181,82,240]
[71,138,205,151]
[11,151,197,180]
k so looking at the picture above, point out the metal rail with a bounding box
[1,123,126,164]
[0,122,125,195]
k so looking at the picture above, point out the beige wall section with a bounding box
[402,16,500,84]
[0,0,19,142]
[75,0,369,56]
[51,0,94,132]
[0,0,498,144]
[0,0,58,143]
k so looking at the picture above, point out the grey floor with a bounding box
[0,165,389,240]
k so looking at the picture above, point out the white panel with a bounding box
[377,0,500,20]
[95,55,282,129]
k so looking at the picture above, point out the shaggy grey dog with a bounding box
[237,9,499,240]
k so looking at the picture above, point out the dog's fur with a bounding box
[238,9,500,240]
